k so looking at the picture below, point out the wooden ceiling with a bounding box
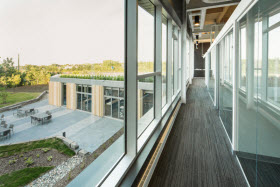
[192,5,237,26]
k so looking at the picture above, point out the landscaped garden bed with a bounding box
[0,138,75,187]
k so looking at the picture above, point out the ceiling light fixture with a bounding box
[194,16,200,26]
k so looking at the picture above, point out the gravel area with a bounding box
[0,149,69,176]
[27,155,83,187]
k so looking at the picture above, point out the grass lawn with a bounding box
[0,92,41,108]
[0,167,54,187]
[0,138,75,158]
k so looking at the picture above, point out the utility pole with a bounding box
[18,54,20,72]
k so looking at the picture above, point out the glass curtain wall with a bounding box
[137,3,155,137]
[104,87,124,119]
[76,85,92,112]
[162,16,167,108]
[219,31,233,141]
[63,83,67,106]
[236,0,280,186]
[209,49,215,100]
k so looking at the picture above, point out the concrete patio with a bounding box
[0,98,123,153]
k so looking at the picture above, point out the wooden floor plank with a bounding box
[148,78,247,187]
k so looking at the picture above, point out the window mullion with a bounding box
[154,5,162,120]
[125,0,137,157]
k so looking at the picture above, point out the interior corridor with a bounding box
[148,78,247,187]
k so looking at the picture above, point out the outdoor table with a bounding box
[19,107,34,113]
[0,127,10,135]
[31,113,51,125]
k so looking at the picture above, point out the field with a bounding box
[0,92,41,108]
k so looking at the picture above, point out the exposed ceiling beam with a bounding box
[186,2,239,12]
[217,6,229,23]
[193,24,224,33]
[193,39,214,43]
[200,9,206,30]
[188,13,194,31]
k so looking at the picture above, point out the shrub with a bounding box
[42,148,50,153]
[25,157,34,166]
[47,156,53,162]
[24,157,28,161]
[9,159,17,165]
[36,154,40,158]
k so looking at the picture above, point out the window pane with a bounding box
[268,26,280,105]
[240,26,247,90]
[105,97,112,116]
[104,87,112,96]
[0,0,125,185]
[138,76,154,137]
[138,5,154,75]
[171,37,174,95]
[162,17,167,108]
[112,88,118,97]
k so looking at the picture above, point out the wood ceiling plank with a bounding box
[217,6,229,23]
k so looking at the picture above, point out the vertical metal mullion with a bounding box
[154,5,162,120]
[167,19,172,104]
[181,11,187,103]
[174,27,178,93]
[233,21,240,151]
[246,9,255,109]
[262,16,268,101]
[215,45,219,109]
[125,0,137,156]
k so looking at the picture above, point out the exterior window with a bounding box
[76,85,92,112]
[104,87,124,119]
[267,16,280,105]
[63,83,67,106]
[138,76,154,137]
[162,16,167,108]
[138,5,154,75]
[240,25,247,91]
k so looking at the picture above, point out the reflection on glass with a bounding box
[138,5,154,75]
[240,26,247,90]
[171,37,174,95]
[268,26,280,105]
[162,18,167,108]
[209,49,215,100]
[138,77,154,137]
[63,83,67,106]
[219,32,233,141]
[105,97,112,116]
[237,2,280,186]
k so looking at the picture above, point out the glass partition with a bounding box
[219,31,233,141]
[236,0,280,186]
[162,16,167,108]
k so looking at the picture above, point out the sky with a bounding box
[0,0,154,66]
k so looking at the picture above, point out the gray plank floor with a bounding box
[148,78,247,187]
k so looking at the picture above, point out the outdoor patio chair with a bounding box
[1,121,5,127]
[1,114,4,122]
[3,123,7,128]
[37,118,43,125]
[45,115,52,123]
[3,130,11,139]
[9,124,14,134]
[29,108,35,114]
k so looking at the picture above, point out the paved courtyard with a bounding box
[0,98,123,153]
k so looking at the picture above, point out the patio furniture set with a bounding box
[31,111,52,125]
[0,108,53,141]
[0,115,14,140]
[13,107,39,118]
